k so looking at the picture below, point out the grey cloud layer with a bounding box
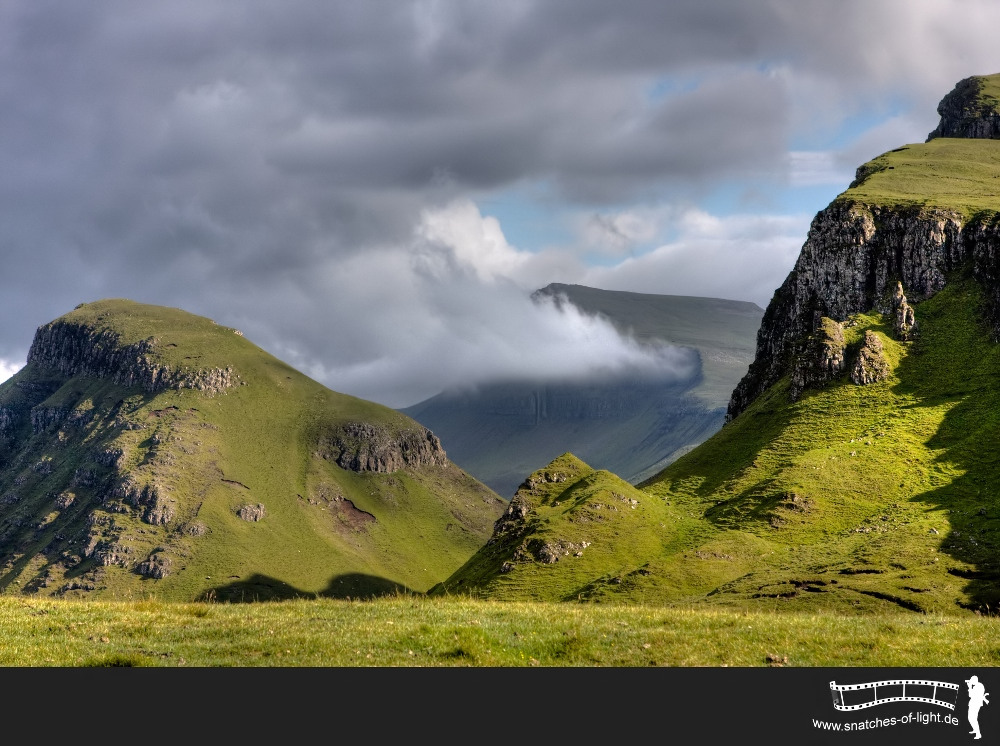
[2,1,999,405]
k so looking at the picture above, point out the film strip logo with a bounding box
[830,679,961,712]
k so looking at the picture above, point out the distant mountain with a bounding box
[0,299,503,601]
[433,72,1000,617]
[534,284,765,409]
[402,285,763,497]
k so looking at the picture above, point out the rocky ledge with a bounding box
[26,320,236,395]
[727,203,1000,421]
[927,75,1000,140]
[315,421,448,473]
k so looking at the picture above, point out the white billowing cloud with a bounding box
[413,199,531,283]
[277,199,808,408]
[0,360,23,385]
[322,284,700,407]
[285,199,700,407]
[580,208,809,307]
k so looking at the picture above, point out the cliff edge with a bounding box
[727,73,1000,422]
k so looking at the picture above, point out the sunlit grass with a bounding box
[838,137,1000,216]
[1,595,997,667]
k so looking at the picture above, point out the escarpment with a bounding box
[726,203,988,420]
[27,320,236,395]
[727,73,1000,422]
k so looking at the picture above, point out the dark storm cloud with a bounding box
[1,0,999,405]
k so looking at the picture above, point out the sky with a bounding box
[3,0,1000,408]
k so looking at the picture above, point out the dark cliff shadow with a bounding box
[319,572,417,599]
[911,399,1000,612]
[891,276,1000,612]
[199,572,418,603]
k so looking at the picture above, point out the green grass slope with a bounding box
[0,595,999,667]
[843,137,1000,215]
[435,272,1000,615]
[638,271,1000,615]
[0,299,503,602]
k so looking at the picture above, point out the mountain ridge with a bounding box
[402,284,762,496]
[0,298,503,601]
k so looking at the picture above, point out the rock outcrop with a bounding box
[889,281,918,341]
[26,320,236,395]
[789,317,846,401]
[927,75,1000,140]
[850,331,890,386]
[726,202,979,420]
[727,197,1000,420]
[315,421,448,474]
[236,503,266,522]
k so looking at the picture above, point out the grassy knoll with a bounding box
[0,595,997,667]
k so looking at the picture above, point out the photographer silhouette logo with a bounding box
[823,676,993,737]
[966,675,990,740]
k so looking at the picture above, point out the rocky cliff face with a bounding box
[927,75,1000,140]
[726,74,1000,422]
[27,320,236,394]
[726,203,986,420]
[315,421,448,473]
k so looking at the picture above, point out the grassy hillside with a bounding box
[842,137,1000,215]
[640,270,1000,615]
[431,453,686,600]
[0,299,503,602]
[434,271,1000,615]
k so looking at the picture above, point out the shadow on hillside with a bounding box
[198,572,418,603]
[892,277,1000,613]
[896,389,1000,613]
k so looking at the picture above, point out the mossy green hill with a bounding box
[431,453,686,601]
[437,270,1000,616]
[435,72,1000,617]
[0,299,503,602]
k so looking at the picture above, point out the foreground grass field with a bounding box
[1,594,997,667]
